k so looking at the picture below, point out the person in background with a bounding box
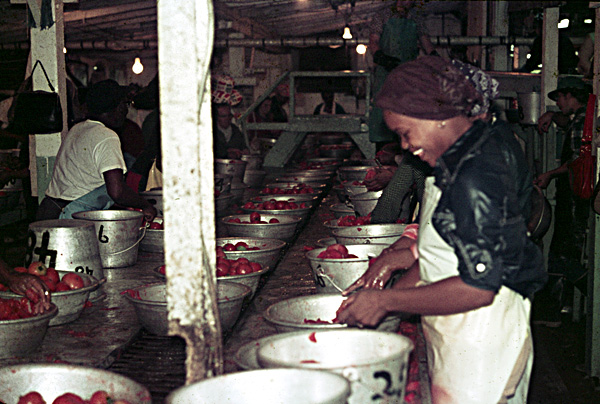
[117,118,144,170]
[270,82,290,124]
[337,56,546,404]
[533,76,592,327]
[369,0,436,150]
[213,102,248,159]
[246,97,275,146]
[36,79,157,222]
[577,32,594,79]
[0,258,50,314]
[313,91,346,115]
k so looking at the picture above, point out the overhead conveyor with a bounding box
[239,70,374,168]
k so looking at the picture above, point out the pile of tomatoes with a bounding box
[316,244,358,259]
[17,390,132,404]
[0,262,84,295]
[227,212,280,224]
[336,214,371,226]
[242,199,308,211]
[0,296,35,320]
[217,241,260,252]
[260,184,315,195]
[216,257,263,277]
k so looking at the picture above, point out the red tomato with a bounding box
[326,244,349,257]
[262,201,276,210]
[228,218,241,223]
[216,264,229,277]
[149,221,163,230]
[268,218,280,223]
[89,391,110,404]
[18,391,46,404]
[39,276,57,292]
[52,393,86,404]
[216,246,226,257]
[61,273,84,290]
[14,266,28,273]
[158,265,166,275]
[45,267,60,284]
[223,243,236,251]
[236,258,250,265]
[249,262,262,272]
[249,212,261,223]
[274,201,286,210]
[236,264,252,275]
[55,282,71,292]
[27,261,47,277]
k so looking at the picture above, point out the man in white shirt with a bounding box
[37,79,156,221]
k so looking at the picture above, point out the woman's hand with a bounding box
[364,167,395,191]
[343,247,416,295]
[6,272,51,314]
[336,290,392,327]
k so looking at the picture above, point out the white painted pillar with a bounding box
[157,0,222,381]
[489,1,508,71]
[28,0,67,199]
[229,32,245,78]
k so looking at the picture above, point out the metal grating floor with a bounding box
[107,330,187,404]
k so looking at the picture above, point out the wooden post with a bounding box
[157,0,223,382]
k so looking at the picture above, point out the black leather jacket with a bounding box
[432,120,547,299]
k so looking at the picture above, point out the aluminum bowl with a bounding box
[218,266,268,299]
[243,169,267,187]
[215,192,235,217]
[256,329,413,404]
[348,190,383,217]
[251,194,319,209]
[322,218,347,233]
[329,203,355,218]
[139,217,164,253]
[234,334,292,370]
[318,146,355,160]
[264,294,402,333]
[0,303,58,358]
[343,183,368,198]
[259,187,321,200]
[337,166,374,182]
[275,175,331,184]
[316,237,337,247]
[241,206,312,227]
[215,158,247,182]
[332,184,348,203]
[306,157,343,168]
[265,182,327,193]
[332,223,408,245]
[217,237,286,271]
[0,271,100,326]
[124,281,251,336]
[285,169,336,178]
[305,244,388,294]
[214,173,232,193]
[0,364,151,404]
[166,368,350,404]
[221,214,302,242]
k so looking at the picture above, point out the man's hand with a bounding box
[534,172,553,189]
[336,290,391,327]
[537,111,555,134]
[7,272,51,314]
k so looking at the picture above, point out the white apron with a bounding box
[417,177,533,404]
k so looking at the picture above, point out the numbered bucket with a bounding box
[72,210,145,268]
[26,219,104,282]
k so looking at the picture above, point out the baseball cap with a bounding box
[85,79,129,114]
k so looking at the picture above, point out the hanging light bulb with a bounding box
[342,26,352,40]
[132,57,144,75]
[356,44,367,55]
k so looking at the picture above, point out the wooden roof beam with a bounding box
[213,1,274,39]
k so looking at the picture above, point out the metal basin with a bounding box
[221,214,302,242]
[337,166,373,182]
[217,237,286,271]
[218,266,268,299]
[275,175,331,184]
[343,183,368,198]
[234,334,292,370]
[0,304,57,358]
[214,173,232,193]
[305,157,343,168]
[243,169,267,187]
[0,364,151,404]
[241,206,312,227]
[215,158,247,182]
[166,369,350,404]
[285,169,336,178]
[305,244,388,293]
[264,294,402,333]
[257,329,414,404]
[332,224,407,245]
[349,191,382,217]
[124,281,251,336]
[251,194,319,209]
[329,203,355,218]
[139,217,164,253]
[316,237,337,247]
[215,193,235,217]
[265,182,327,193]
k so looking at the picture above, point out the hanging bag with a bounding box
[568,93,596,200]
[6,60,63,135]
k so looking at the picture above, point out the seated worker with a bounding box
[313,91,346,115]
[0,258,50,314]
[36,80,157,222]
[213,102,248,159]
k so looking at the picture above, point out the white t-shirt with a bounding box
[46,120,127,201]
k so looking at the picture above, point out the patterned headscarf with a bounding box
[211,75,242,106]
[376,56,497,120]
[450,59,499,116]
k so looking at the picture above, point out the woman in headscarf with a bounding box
[336,56,546,404]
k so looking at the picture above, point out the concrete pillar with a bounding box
[28,0,67,200]
[489,1,509,71]
[466,1,486,68]
[157,0,222,382]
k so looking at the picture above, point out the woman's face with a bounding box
[383,110,458,167]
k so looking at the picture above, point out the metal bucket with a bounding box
[72,210,145,268]
[257,329,414,404]
[517,92,541,125]
[214,173,232,194]
[215,158,247,183]
[243,169,267,187]
[332,224,407,245]
[140,190,163,216]
[26,219,104,281]
[167,369,350,404]
[305,244,388,294]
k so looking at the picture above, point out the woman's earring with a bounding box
[437,121,446,129]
